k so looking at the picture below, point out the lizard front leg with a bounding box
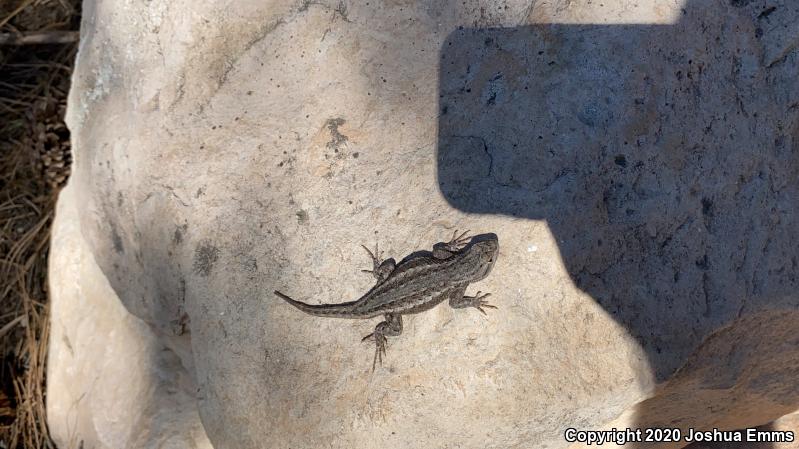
[360,241,396,283]
[449,290,497,315]
[432,229,471,259]
[361,313,403,371]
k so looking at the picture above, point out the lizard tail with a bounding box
[274,290,358,317]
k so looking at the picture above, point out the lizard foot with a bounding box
[361,314,402,371]
[433,229,472,259]
[360,241,396,283]
[361,331,388,371]
[451,291,497,315]
[444,229,471,252]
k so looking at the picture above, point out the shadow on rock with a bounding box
[438,0,799,442]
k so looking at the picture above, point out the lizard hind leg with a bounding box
[360,241,396,283]
[361,313,403,371]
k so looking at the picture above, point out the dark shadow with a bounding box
[437,0,799,441]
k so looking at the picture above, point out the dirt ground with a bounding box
[0,0,79,447]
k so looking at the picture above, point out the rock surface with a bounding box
[48,0,799,448]
[48,184,212,449]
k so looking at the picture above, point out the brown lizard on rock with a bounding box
[274,231,499,370]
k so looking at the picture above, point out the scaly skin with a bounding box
[274,231,499,370]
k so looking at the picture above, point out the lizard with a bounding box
[274,231,499,370]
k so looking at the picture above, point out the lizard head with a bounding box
[469,234,499,281]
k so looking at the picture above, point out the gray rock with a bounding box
[48,0,799,447]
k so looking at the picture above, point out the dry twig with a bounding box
[0,31,78,45]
